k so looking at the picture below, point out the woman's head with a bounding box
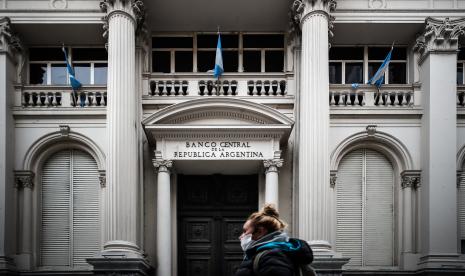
[239,204,287,242]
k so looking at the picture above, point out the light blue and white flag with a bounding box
[367,47,393,88]
[213,34,224,78]
[62,46,82,91]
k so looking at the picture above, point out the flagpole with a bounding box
[62,43,78,106]
[216,26,220,96]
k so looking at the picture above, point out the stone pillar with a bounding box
[263,157,283,209]
[294,0,336,253]
[14,171,34,270]
[414,17,465,270]
[0,17,21,273]
[152,153,173,276]
[87,1,151,275]
[400,171,421,269]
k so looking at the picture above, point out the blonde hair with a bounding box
[248,204,287,233]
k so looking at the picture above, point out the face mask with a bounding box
[240,234,253,251]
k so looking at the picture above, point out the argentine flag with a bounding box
[213,34,224,78]
[62,46,82,91]
[367,47,393,88]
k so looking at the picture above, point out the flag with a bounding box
[62,46,81,106]
[367,47,393,88]
[213,34,224,78]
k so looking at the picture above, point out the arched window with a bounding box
[336,149,395,267]
[40,149,101,268]
[459,164,465,254]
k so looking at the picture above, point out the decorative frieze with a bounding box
[414,17,465,64]
[401,170,421,189]
[14,171,34,190]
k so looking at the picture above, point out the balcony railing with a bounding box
[458,85,465,108]
[329,84,418,108]
[144,74,292,98]
[17,86,107,108]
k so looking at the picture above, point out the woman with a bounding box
[235,204,313,276]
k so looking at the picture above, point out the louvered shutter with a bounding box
[336,150,363,266]
[364,149,394,266]
[459,171,465,250]
[72,150,100,266]
[41,150,71,267]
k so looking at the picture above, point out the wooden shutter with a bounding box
[72,150,101,266]
[458,172,465,245]
[41,150,71,266]
[336,150,363,266]
[364,149,394,266]
[41,149,100,268]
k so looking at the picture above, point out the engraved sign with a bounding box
[164,140,273,160]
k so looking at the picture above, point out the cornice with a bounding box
[414,17,465,64]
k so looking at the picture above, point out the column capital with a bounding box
[152,159,173,172]
[0,17,23,57]
[414,17,465,64]
[292,0,337,24]
[14,170,34,190]
[100,0,146,39]
[263,159,283,173]
[401,170,421,189]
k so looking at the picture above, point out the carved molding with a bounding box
[401,170,421,189]
[59,125,70,137]
[100,0,146,39]
[366,125,377,136]
[414,17,465,64]
[15,170,34,189]
[0,17,23,57]
[330,170,337,188]
[98,170,106,188]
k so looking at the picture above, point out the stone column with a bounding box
[293,0,336,253]
[263,157,283,209]
[88,1,151,275]
[400,171,420,269]
[414,17,465,270]
[0,17,21,273]
[152,153,173,276]
[14,171,34,270]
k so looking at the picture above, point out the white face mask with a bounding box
[240,234,253,251]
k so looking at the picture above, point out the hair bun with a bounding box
[261,203,279,218]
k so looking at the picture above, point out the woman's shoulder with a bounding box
[255,249,294,276]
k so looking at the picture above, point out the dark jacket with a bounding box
[234,231,313,276]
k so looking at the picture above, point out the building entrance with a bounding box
[177,174,258,276]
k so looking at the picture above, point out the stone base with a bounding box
[87,251,152,276]
[401,253,420,271]
[13,254,32,271]
[417,254,465,270]
[311,256,350,276]
[0,256,17,276]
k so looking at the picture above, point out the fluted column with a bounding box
[152,154,173,276]
[414,17,465,269]
[100,0,144,253]
[294,0,336,253]
[263,158,283,209]
[0,17,21,272]
[14,171,34,269]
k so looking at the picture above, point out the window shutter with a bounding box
[458,172,465,243]
[337,150,363,266]
[364,149,394,266]
[72,150,101,266]
[41,150,71,266]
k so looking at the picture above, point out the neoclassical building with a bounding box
[1,0,465,275]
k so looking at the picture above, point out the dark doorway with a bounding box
[177,174,258,276]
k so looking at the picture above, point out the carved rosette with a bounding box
[290,0,337,45]
[100,0,146,39]
[414,17,465,64]
[15,171,35,190]
[401,171,421,189]
[0,17,23,57]
[263,159,284,173]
